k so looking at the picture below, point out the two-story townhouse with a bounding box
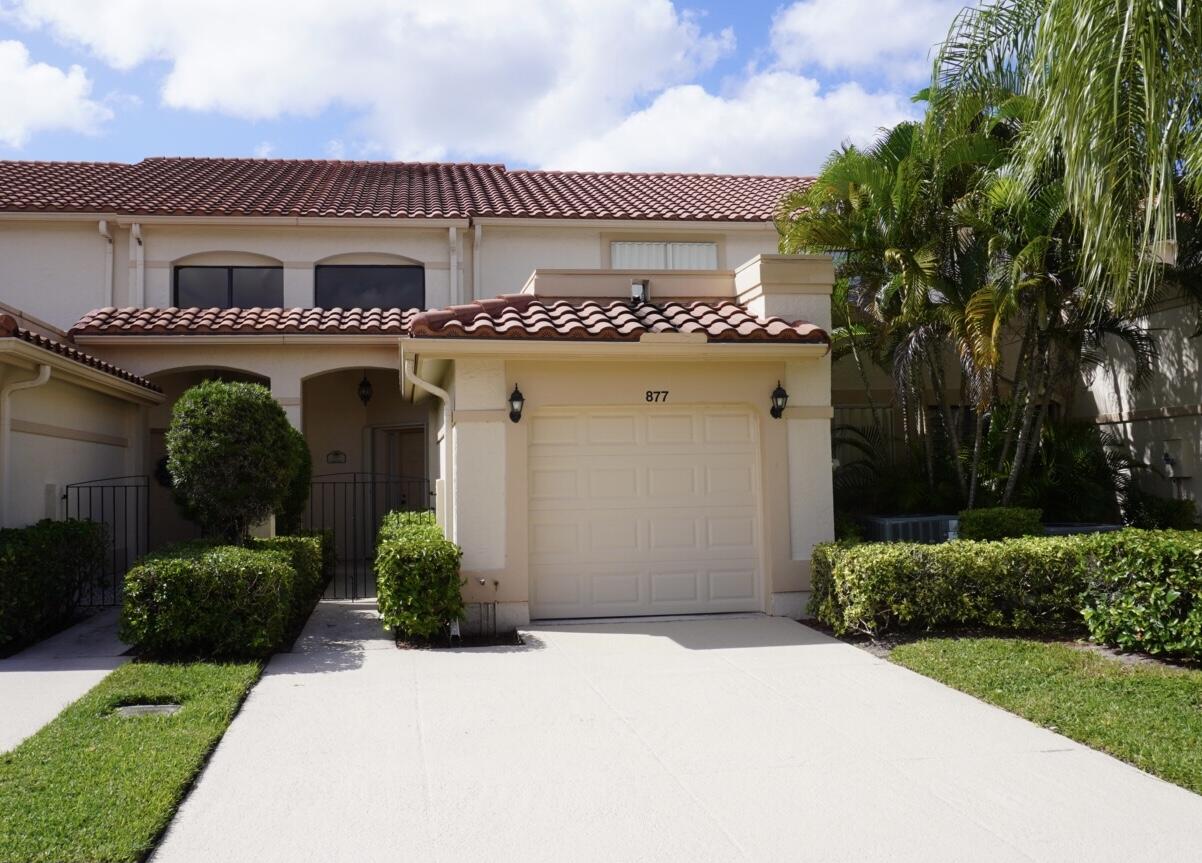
[0,158,835,628]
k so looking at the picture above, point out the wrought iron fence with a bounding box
[304,473,431,600]
[63,475,149,606]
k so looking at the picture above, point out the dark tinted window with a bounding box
[174,266,283,308]
[315,265,424,309]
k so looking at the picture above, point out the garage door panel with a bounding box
[650,570,701,603]
[529,406,763,619]
[646,414,696,444]
[708,568,758,601]
[586,414,637,444]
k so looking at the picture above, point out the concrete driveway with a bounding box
[154,603,1202,863]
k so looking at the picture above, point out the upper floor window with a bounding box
[315,265,424,309]
[174,266,283,308]
[611,241,718,270]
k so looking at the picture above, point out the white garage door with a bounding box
[528,406,764,619]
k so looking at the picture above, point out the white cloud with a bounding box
[7,0,942,173]
[0,39,111,147]
[253,141,275,158]
[548,72,918,174]
[771,0,961,82]
[10,0,732,164]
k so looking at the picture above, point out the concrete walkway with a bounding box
[154,603,1202,863]
[0,608,127,752]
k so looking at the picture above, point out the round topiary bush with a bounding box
[275,425,313,535]
[166,380,295,542]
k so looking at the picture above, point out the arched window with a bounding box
[314,264,424,309]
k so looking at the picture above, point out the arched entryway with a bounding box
[301,367,437,598]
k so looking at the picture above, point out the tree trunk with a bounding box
[850,339,885,442]
[996,314,1036,473]
[928,349,967,499]
[1002,333,1047,505]
[966,400,987,508]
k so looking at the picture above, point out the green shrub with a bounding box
[253,534,325,628]
[375,511,463,639]
[1079,529,1202,659]
[1124,488,1198,530]
[121,544,295,658]
[958,507,1044,540]
[275,426,313,535]
[165,380,295,542]
[809,534,1090,636]
[0,519,107,652]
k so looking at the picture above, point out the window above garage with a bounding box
[174,266,283,308]
[315,265,425,309]
[610,241,719,270]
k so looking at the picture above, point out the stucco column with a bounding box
[448,359,507,573]
[283,262,312,308]
[783,358,834,575]
[270,376,303,431]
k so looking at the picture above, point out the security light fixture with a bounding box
[357,371,373,407]
[770,381,789,419]
[509,384,525,423]
[631,279,649,305]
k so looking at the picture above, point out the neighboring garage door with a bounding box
[528,406,764,619]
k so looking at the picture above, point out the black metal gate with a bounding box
[63,475,149,606]
[304,473,431,600]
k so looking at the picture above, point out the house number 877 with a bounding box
[645,390,669,402]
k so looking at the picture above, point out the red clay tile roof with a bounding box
[408,295,829,343]
[71,307,415,336]
[0,314,160,391]
[0,158,808,222]
[69,300,827,346]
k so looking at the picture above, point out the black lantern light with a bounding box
[508,384,525,423]
[357,371,373,407]
[770,381,789,419]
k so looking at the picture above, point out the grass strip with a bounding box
[892,638,1202,795]
[0,660,261,863]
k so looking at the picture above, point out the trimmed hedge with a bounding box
[811,536,1088,636]
[957,507,1043,540]
[253,534,325,630]
[121,532,331,659]
[0,519,108,653]
[121,543,295,658]
[375,511,463,639]
[811,529,1202,661]
[1079,530,1202,658]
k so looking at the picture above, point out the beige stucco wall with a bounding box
[1,367,142,527]
[1077,294,1202,503]
[441,355,832,609]
[1,215,783,336]
[0,219,113,328]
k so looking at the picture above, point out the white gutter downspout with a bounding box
[472,223,482,303]
[448,226,460,305]
[401,351,454,539]
[0,364,51,527]
[129,223,144,306]
[98,220,114,306]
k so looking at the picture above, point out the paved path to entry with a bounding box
[0,608,127,752]
[154,602,1202,863]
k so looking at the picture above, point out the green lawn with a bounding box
[892,638,1202,795]
[0,661,261,863]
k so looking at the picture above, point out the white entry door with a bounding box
[528,406,764,619]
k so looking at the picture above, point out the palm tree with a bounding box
[934,0,1202,310]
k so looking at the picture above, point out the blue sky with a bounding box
[0,0,963,174]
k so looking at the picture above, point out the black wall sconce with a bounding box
[357,370,373,407]
[509,384,525,423]
[770,381,789,419]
